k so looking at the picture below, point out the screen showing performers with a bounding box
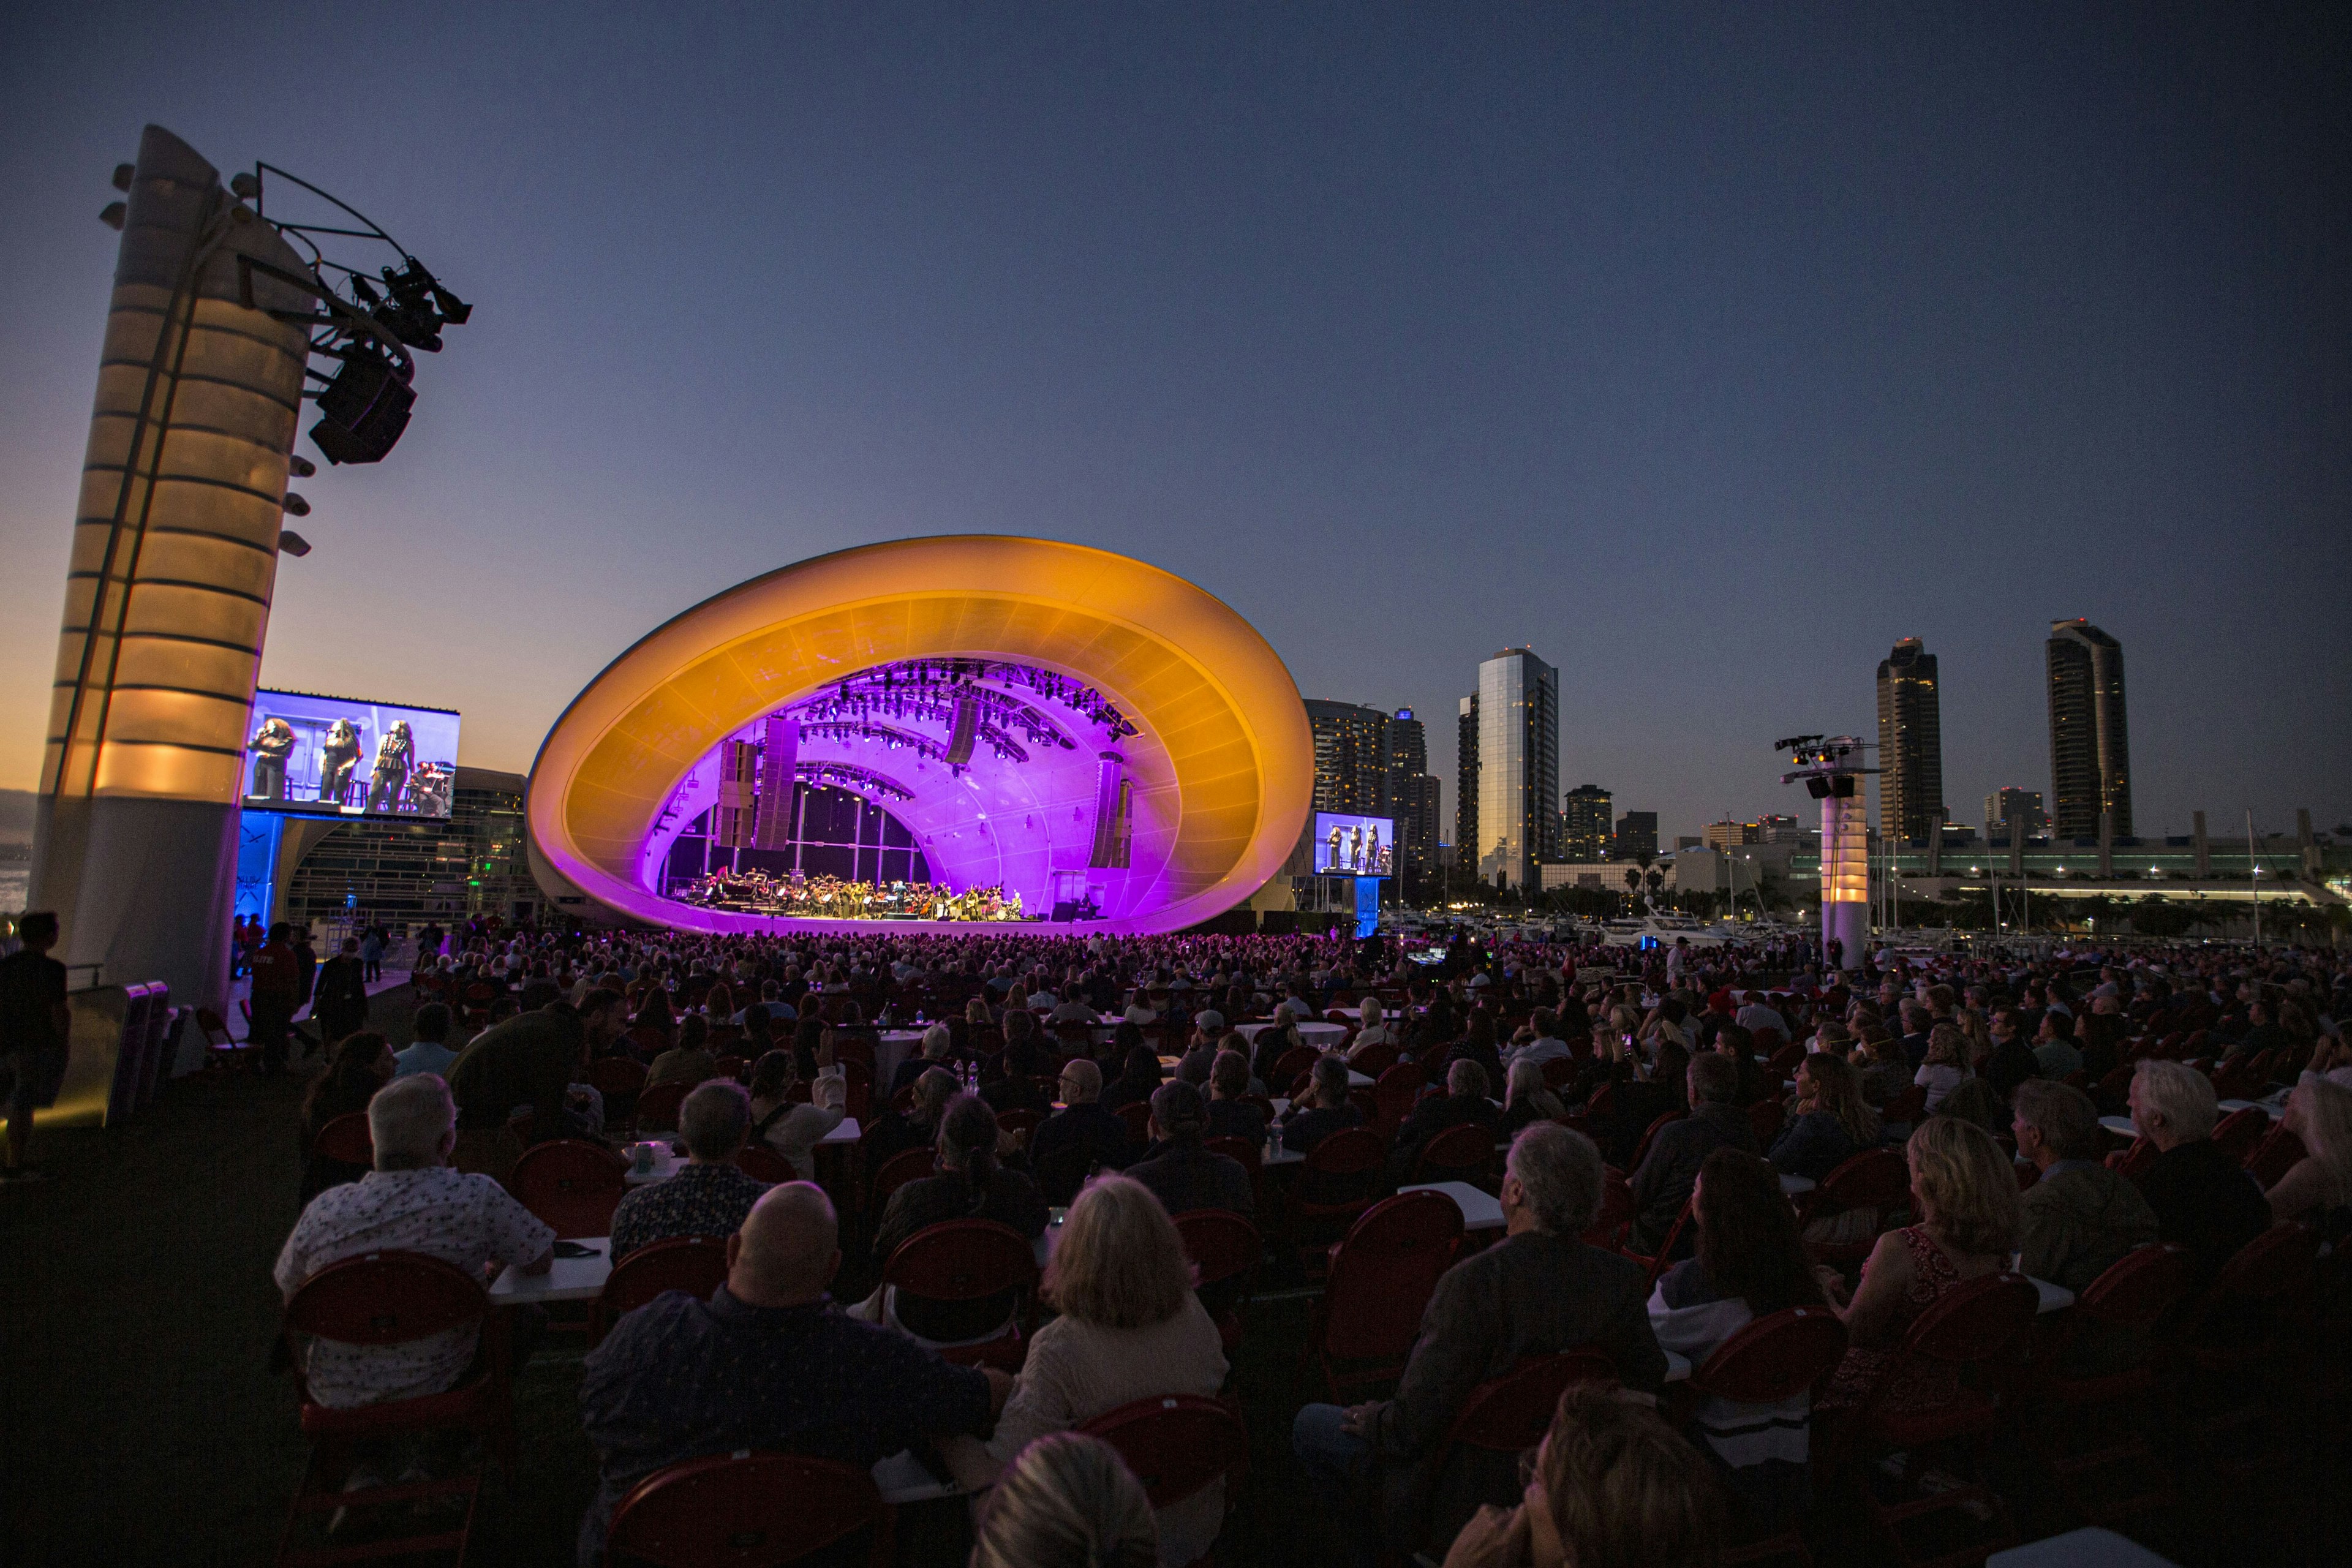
[1312,811,1396,877]
[241,690,462,820]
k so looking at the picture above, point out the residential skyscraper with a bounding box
[1875,636,1945,844]
[2046,619,2132,840]
[1388,708,1438,881]
[1472,648,1559,890]
[1615,812,1658,862]
[1455,694,1479,872]
[1984,787,2047,837]
[1302,699,1391,816]
[1562,785,1613,861]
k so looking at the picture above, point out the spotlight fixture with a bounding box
[278,529,312,557]
[99,202,126,231]
[281,492,311,516]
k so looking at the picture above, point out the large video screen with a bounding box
[1314,811,1395,876]
[243,689,462,820]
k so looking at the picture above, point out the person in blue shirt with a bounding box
[390,1003,459,1079]
[578,1182,1009,1566]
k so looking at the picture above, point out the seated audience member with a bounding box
[1204,1049,1267,1145]
[2265,1074,2352,1226]
[1768,1053,1879,1184]
[1443,1382,1722,1568]
[2012,1079,2158,1294]
[1912,1023,1974,1115]
[578,1182,1009,1565]
[445,987,624,1147]
[1292,1124,1668,1561]
[609,1081,771,1262]
[973,1177,1231,1564]
[1853,1027,1911,1106]
[391,1004,459,1078]
[2129,1059,2272,1287]
[1629,1052,1757,1253]
[745,1050,848,1180]
[1346,998,1401,1065]
[871,1093,1049,1342]
[2032,1009,2084,1083]
[981,1032,1050,1116]
[1101,1044,1166,1114]
[971,1433,1159,1568]
[2077,994,2127,1085]
[1127,1081,1254,1216]
[644,1013,718,1090]
[1030,1059,1133,1187]
[890,1023,957,1095]
[1713,1023,1770,1107]
[1498,1056,1567,1138]
[1504,1008,1571,1070]
[867,1066,958,1170]
[1278,1055,1366,1156]
[1442,1011,1506,1090]
[1978,1008,2043,1100]
[299,1031,396,1199]
[1249,1016,1307,1090]
[276,1076,554,1422]
[1393,1060,1501,1178]
[1046,989,1102,1028]
[1819,1117,2021,1417]
[1649,1148,1829,1525]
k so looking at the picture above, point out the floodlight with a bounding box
[100,202,126,230]
[288,454,316,477]
[279,529,312,557]
[113,164,134,192]
[282,492,310,516]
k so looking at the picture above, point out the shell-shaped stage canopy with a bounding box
[526,536,1313,934]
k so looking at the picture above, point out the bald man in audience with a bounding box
[576,1182,1009,1565]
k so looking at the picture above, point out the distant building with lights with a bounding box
[1562,785,1613,861]
[1303,699,1392,816]
[1615,810,1659,862]
[1876,636,1945,844]
[2047,619,2132,840]
[1464,648,1559,891]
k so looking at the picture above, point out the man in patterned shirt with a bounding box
[608,1081,770,1261]
[578,1182,1009,1566]
[275,1074,554,1409]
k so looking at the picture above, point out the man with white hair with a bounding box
[608,1081,771,1262]
[1291,1123,1666,1561]
[274,1075,554,1409]
[2128,1058,2271,1286]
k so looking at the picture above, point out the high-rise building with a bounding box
[1472,648,1559,889]
[1875,636,1945,845]
[1562,785,1613,861]
[2046,619,2132,840]
[1455,694,1479,873]
[1615,811,1658,862]
[1758,813,1805,844]
[1302,699,1391,816]
[1703,820,1760,851]
[1985,787,2048,837]
[1388,708,1438,881]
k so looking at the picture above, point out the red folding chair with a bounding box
[1307,1190,1464,1398]
[584,1057,647,1131]
[276,1252,514,1567]
[1270,1046,1319,1090]
[1881,1085,1928,1126]
[312,1112,374,1168]
[1077,1393,1249,1545]
[1687,1307,1849,1564]
[195,1006,252,1074]
[1174,1208,1264,1354]
[2026,1242,2196,1523]
[1628,1109,1685,1172]
[2242,1122,2305,1189]
[605,1450,890,1567]
[1540,1056,1578,1090]
[879,1218,1038,1370]
[1420,1348,1619,1553]
[2208,1106,2267,1166]
[1290,1126,1389,1266]
[1845,1272,2039,1568]
[1204,1134,1266,1215]
[508,1139,628,1239]
[589,1235,732,1346]
[1746,1097,1785,1148]
[1801,1148,1913,1271]
[1623,1196,1695,1291]
[736,1144,797,1184]
[1581,1168,1637,1251]
[1412,1120,1499,1188]
[1352,1040,1403,1081]
[869,1147,936,1212]
[839,1059,873,1123]
[1115,1100,1152,1145]
[711,1053,750,1085]
[633,1081,690,1134]
[996,1107,1044,1144]
[1368,1061,1424,1137]
[2166,1221,2319,1476]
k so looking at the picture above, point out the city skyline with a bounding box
[1,6,2345,843]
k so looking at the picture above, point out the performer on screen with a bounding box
[248,717,295,800]
[1326,820,1344,872]
[366,720,415,812]
[1365,824,1381,875]
[318,718,363,804]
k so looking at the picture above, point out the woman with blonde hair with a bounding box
[980,1175,1229,1564]
[1769,1053,1880,1184]
[1913,1022,1973,1114]
[1444,1382,1724,1568]
[973,1433,1158,1568]
[1818,1116,2021,1416]
[2266,1074,2352,1224]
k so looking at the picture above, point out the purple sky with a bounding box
[2,4,2345,843]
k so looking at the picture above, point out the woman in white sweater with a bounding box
[979,1175,1229,1564]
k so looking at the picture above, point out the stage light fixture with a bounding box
[279,529,312,557]
[99,202,126,230]
[309,343,415,465]
[288,454,316,477]
[282,492,311,516]
[228,171,257,199]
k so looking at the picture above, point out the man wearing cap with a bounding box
[1126,1081,1254,1218]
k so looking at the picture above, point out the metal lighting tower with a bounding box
[31,126,469,1012]
[1778,734,1875,973]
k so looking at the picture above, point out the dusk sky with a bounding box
[3,4,2345,845]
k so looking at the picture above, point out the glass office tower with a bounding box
[1472,648,1559,890]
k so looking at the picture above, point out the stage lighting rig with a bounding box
[227,162,472,466]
